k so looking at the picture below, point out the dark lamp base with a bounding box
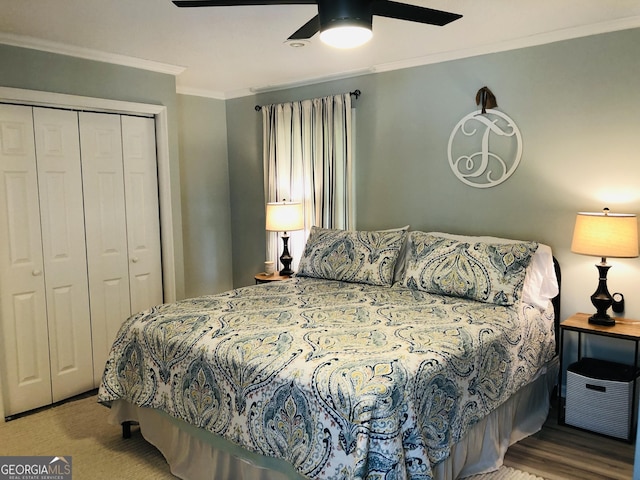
[279,233,294,277]
[588,313,615,326]
[588,262,615,326]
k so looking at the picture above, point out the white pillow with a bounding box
[427,232,559,310]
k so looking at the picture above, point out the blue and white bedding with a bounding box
[98,275,556,480]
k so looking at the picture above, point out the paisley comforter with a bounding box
[98,277,556,480]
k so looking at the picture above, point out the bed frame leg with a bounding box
[122,421,132,439]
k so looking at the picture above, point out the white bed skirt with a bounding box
[108,358,558,480]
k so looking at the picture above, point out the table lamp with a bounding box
[266,201,304,276]
[571,208,639,325]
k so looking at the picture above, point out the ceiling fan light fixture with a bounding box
[173,1,463,50]
[320,24,372,49]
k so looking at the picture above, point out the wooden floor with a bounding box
[503,401,635,479]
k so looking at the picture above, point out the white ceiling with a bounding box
[1,0,640,99]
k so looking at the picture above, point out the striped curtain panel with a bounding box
[262,93,355,273]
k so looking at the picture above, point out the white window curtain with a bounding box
[262,92,355,273]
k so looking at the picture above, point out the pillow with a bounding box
[379,225,410,283]
[429,232,558,309]
[401,232,538,305]
[297,227,407,286]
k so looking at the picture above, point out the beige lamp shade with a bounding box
[265,202,304,232]
[571,211,639,259]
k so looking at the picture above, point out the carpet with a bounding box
[0,395,544,479]
[0,394,176,479]
[465,466,545,479]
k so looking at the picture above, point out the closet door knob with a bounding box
[32,269,42,276]
[131,257,139,263]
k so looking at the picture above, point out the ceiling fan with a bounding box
[172,0,462,48]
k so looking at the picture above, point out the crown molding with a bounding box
[189,72,371,101]
[236,67,373,98]
[176,85,226,100]
[0,32,185,76]
[372,16,640,74]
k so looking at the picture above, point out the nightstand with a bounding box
[254,272,291,284]
[559,312,640,442]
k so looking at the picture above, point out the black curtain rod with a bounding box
[255,89,361,112]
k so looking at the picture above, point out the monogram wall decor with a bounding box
[447,87,522,188]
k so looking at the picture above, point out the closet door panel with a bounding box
[33,107,94,401]
[79,112,132,385]
[0,104,52,415]
[121,116,163,314]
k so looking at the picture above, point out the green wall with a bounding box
[226,28,640,336]
[0,44,176,106]
[178,94,233,297]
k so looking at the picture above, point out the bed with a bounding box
[98,228,561,480]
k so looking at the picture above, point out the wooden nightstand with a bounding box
[559,312,640,442]
[254,272,291,284]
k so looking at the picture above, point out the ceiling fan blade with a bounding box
[288,15,320,40]
[372,1,461,26]
[173,0,316,7]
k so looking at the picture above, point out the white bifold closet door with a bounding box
[0,105,94,414]
[80,112,162,386]
[120,115,163,315]
[0,104,52,414]
[0,105,163,415]
[79,112,132,386]
[33,108,94,401]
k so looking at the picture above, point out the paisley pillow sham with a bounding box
[401,231,538,305]
[428,231,558,310]
[297,226,407,286]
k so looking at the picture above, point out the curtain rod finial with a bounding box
[255,105,262,112]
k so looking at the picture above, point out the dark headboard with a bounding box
[552,257,561,354]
